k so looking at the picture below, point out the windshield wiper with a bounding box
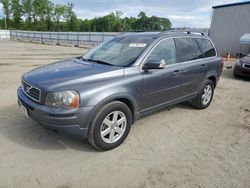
[81,57,113,66]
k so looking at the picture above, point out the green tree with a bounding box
[79,19,91,31]
[53,4,66,31]
[132,11,171,31]
[45,0,54,31]
[22,0,33,30]
[32,0,46,30]
[123,16,136,31]
[136,11,151,31]
[91,11,124,32]
[11,0,22,29]
[65,3,78,31]
[0,0,172,32]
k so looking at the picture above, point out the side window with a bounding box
[175,38,202,62]
[197,39,216,58]
[147,39,177,65]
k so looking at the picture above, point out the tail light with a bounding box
[219,57,224,70]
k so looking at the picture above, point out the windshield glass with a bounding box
[83,36,153,67]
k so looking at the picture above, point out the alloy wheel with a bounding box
[202,85,212,105]
[100,111,127,144]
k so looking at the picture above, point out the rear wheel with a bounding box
[191,79,214,109]
[87,101,132,150]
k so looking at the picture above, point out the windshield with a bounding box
[83,36,153,67]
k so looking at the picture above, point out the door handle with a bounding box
[173,70,181,77]
[201,64,206,70]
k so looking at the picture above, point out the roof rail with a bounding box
[156,30,206,38]
[187,31,205,36]
[156,30,186,37]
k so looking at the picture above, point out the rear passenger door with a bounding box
[175,38,206,96]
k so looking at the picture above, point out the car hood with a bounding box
[23,58,124,90]
[240,56,250,64]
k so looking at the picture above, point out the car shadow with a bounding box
[0,104,97,152]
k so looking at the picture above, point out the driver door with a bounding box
[141,38,183,110]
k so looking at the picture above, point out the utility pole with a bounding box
[124,19,126,31]
[4,17,7,30]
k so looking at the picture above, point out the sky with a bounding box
[0,0,247,28]
[53,0,247,28]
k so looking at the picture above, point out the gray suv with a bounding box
[17,32,223,150]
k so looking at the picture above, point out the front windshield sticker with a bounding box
[129,43,147,48]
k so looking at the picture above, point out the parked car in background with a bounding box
[17,31,223,150]
[234,54,250,77]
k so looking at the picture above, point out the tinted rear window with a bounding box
[196,39,216,58]
[175,38,202,62]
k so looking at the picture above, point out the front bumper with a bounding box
[17,87,93,139]
[234,64,250,77]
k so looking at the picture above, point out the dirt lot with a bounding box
[0,40,249,188]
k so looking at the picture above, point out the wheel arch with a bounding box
[206,75,217,88]
[85,94,139,129]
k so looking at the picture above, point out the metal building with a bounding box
[209,1,250,55]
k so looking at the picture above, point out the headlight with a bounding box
[45,90,79,108]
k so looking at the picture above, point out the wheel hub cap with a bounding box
[100,111,127,144]
[202,85,212,105]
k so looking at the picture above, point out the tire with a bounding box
[191,79,214,109]
[233,66,239,78]
[87,101,132,151]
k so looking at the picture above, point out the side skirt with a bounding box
[136,92,198,119]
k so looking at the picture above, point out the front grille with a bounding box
[243,64,250,69]
[22,80,41,102]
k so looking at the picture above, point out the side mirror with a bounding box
[142,59,166,70]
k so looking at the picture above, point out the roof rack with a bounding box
[156,30,206,38]
[187,31,205,35]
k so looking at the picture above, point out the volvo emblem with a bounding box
[25,86,32,94]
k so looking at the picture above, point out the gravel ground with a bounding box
[0,40,249,188]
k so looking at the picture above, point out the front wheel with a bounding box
[233,66,240,78]
[191,79,214,109]
[87,101,132,150]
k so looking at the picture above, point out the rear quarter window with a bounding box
[196,38,216,58]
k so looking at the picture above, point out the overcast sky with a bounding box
[0,0,247,28]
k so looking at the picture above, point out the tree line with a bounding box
[0,0,172,32]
